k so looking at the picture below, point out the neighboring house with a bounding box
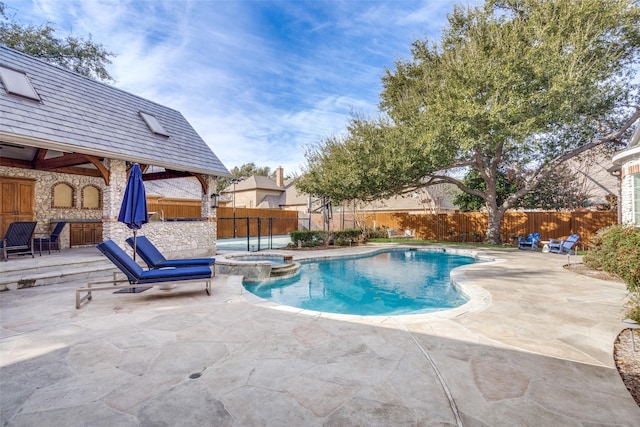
[612,124,640,226]
[219,167,308,212]
[0,46,230,256]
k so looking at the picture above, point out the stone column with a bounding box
[102,159,128,244]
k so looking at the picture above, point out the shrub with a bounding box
[333,228,362,242]
[289,230,325,247]
[584,225,640,291]
[584,225,640,320]
[366,227,390,239]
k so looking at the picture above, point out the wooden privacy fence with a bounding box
[147,198,201,219]
[216,207,299,238]
[145,201,299,238]
[358,211,617,246]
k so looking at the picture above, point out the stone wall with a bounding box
[108,220,217,259]
[620,159,640,225]
[0,165,103,249]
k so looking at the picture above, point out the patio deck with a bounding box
[1,244,638,425]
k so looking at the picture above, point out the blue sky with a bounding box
[5,0,477,175]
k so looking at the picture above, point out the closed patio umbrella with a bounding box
[116,163,149,293]
[117,163,148,261]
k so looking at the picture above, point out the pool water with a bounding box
[243,249,474,315]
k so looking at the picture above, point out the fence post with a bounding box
[246,218,250,251]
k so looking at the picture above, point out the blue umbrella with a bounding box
[117,163,148,261]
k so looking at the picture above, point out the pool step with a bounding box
[270,262,299,277]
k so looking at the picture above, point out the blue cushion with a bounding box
[97,240,212,285]
[156,259,215,268]
[127,235,166,267]
[127,235,214,269]
[137,266,212,284]
[97,240,144,279]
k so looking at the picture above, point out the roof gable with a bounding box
[0,46,230,177]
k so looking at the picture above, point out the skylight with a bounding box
[139,111,170,137]
[0,65,40,101]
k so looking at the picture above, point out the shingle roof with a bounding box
[223,175,282,192]
[0,46,230,177]
[144,177,203,199]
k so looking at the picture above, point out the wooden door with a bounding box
[0,177,35,236]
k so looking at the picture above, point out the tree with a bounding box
[0,2,114,82]
[454,168,523,212]
[300,0,640,243]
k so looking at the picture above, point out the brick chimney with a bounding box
[276,166,284,187]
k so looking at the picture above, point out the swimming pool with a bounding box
[243,249,475,316]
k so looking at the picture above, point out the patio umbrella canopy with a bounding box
[118,163,149,257]
[116,163,149,293]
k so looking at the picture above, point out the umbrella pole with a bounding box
[133,229,137,261]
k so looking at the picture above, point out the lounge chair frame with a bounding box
[76,240,212,309]
[76,276,211,309]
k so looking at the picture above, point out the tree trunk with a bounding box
[485,205,504,244]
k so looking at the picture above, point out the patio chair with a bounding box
[1,221,36,261]
[75,240,212,308]
[548,233,580,255]
[518,232,540,250]
[33,221,66,255]
[125,235,215,269]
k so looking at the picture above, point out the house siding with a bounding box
[620,159,640,225]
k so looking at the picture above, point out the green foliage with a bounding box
[584,225,640,291]
[290,228,368,247]
[454,169,522,211]
[299,0,640,243]
[0,2,114,82]
[584,225,640,321]
[366,227,390,239]
[455,164,594,211]
[290,230,325,246]
[332,228,363,246]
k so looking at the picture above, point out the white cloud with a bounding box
[9,0,467,175]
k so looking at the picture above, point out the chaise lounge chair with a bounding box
[518,232,540,250]
[1,221,37,261]
[75,240,213,308]
[125,235,215,269]
[548,233,580,255]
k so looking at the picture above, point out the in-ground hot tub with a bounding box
[215,253,299,282]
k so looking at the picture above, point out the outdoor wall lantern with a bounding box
[210,193,220,209]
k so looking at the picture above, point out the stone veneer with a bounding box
[1,159,218,255]
[1,165,103,249]
[619,159,640,225]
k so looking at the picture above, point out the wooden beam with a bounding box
[34,153,91,170]
[79,154,110,185]
[142,170,192,181]
[192,173,208,194]
[49,166,103,178]
[0,157,31,168]
[34,148,48,161]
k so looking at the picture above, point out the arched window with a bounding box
[82,185,101,209]
[52,183,74,208]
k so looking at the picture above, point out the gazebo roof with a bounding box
[0,45,230,177]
